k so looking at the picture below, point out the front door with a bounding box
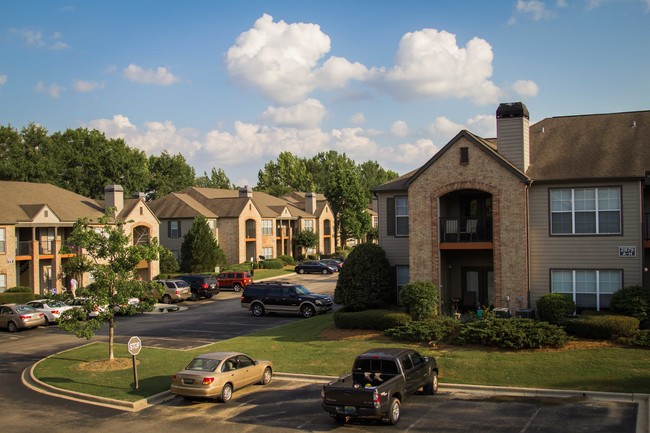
[461,267,493,310]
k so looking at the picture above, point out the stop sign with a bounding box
[128,336,142,356]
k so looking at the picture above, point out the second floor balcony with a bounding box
[440,217,492,243]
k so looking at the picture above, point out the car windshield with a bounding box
[295,285,311,295]
[186,358,220,372]
[48,301,67,308]
[14,305,37,313]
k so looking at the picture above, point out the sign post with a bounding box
[128,336,142,390]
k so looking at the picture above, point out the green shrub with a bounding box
[6,286,32,293]
[625,329,650,347]
[399,280,439,320]
[537,293,575,324]
[562,314,639,340]
[334,243,393,311]
[610,285,650,328]
[0,286,36,304]
[226,263,255,272]
[452,317,569,349]
[277,255,295,265]
[385,317,458,343]
[260,259,284,269]
[333,309,411,330]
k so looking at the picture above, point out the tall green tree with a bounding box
[256,151,316,197]
[0,123,54,183]
[295,229,319,252]
[49,128,150,199]
[147,151,196,200]
[312,151,371,245]
[358,160,399,202]
[180,215,227,272]
[58,213,162,361]
[195,167,233,189]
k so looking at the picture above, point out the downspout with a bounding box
[525,179,533,309]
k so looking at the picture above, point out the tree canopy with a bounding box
[180,215,227,272]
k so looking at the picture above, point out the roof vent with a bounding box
[632,120,637,128]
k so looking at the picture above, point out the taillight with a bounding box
[175,289,180,294]
[201,283,208,289]
[52,310,60,315]
[172,375,177,381]
[19,315,31,319]
[373,390,381,407]
[202,377,215,385]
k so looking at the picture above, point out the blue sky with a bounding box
[1,0,649,188]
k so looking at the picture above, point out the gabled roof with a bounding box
[0,181,105,224]
[527,110,650,181]
[371,169,419,193]
[147,192,217,219]
[281,191,330,217]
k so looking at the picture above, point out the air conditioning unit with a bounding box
[493,307,512,318]
[516,308,536,319]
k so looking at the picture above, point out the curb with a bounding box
[21,365,650,433]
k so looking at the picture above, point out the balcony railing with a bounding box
[245,229,256,239]
[17,241,32,256]
[440,217,492,243]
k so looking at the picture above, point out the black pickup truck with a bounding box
[321,348,439,425]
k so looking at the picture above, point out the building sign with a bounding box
[619,246,636,257]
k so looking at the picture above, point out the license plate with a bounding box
[183,378,195,385]
[344,406,356,414]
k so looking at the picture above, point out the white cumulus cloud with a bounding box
[0,74,7,85]
[123,64,179,85]
[391,120,410,137]
[226,14,369,104]
[512,79,539,97]
[382,28,500,105]
[349,112,366,125]
[35,81,64,98]
[390,139,438,164]
[74,80,106,92]
[261,99,326,128]
[515,0,556,20]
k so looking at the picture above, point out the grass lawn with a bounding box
[34,313,650,402]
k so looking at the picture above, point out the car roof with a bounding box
[194,351,243,360]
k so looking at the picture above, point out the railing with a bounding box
[17,241,32,256]
[440,217,492,242]
[245,229,256,239]
[276,227,287,237]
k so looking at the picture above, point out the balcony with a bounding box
[16,241,32,256]
[440,217,492,243]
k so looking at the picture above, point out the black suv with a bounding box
[241,281,333,318]
[175,274,220,301]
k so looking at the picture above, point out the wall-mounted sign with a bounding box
[619,246,637,257]
[6,258,14,264]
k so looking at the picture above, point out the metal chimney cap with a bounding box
[496,102,529,119]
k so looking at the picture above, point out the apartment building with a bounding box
[0,182,160,294]
[373,103,649,313]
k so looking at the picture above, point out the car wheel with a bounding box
[322,269,328,274]
[387,398,401,425]
[424,371,438,395]
[298,268,305,274]
[233,284,242,292]
[7,321,18,333]
[43,316,50,326]
[301,304,316,318]
[221,383,233,403]
[251,303,265,317]
[162,294,173,304]
[190,291,198,301]
[334,414,347,424]
[260,367,272,385]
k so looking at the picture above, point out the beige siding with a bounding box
[0,225,17,290]
[376,193,410,266]
[528,181,643,308]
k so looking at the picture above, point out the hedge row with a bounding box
[562,315,639,340]
[451,317,569,349]
[333,309,412,331]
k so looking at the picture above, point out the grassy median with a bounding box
[34,313,650,402]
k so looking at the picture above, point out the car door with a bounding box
[407,351,430,390]
[280,286,300,313]
[236,354,258,386]
[221,356,246,389]
[0,306,9,327]
[400,353,421,394]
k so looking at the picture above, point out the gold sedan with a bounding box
[171,352,273,402]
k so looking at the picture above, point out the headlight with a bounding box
[315,299,323,305]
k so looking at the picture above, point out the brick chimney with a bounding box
[496,102,530,173]
[305,192,317,214]
[239,185,253,198]
[104,184,124,215]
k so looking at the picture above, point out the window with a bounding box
[169,220,180,238]
[0,228,5,254]
[396,265,409,305]
[0,274,6,293]
[304,220,314,232]
[550,187,621,235]
[262,247,273,259]
[133,226,150,245]
[551,269,622,310]
[460,147,469,164]
[207,219,216,234]
[395,196,409,236]
[262,220,273,235]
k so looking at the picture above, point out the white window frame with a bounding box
[0,274,6,293]
[169,221,180,238]
[550,187,621,235]
[551,269,622,310]
[395,196,409,236]
[262,247,273,259]
[262,220,273,236]
[0,227,5,254]
[304,220,314,232]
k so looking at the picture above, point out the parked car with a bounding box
[114,297,140,314]
[171,351,273,402]
[152,279,193,304]
[241,281,333,318]
[322,348,439,425]
[175,274,220,301]
[321,259,343,272]
[66,297,108,319]
[294,260,337,274]
[26,299,75,325]
[216,271,253,292]
[0,304,46,332]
